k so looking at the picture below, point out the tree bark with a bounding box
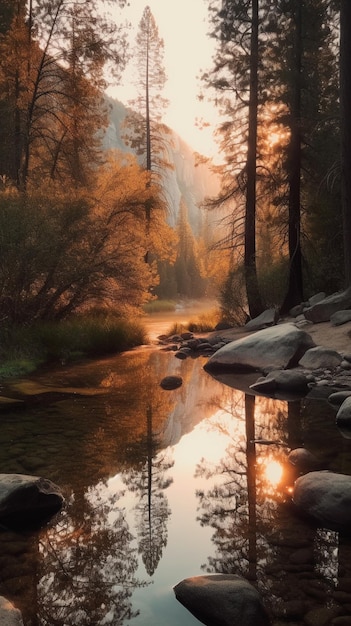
[244,0,264,319]
[280,1,304,314]
[340,0,351,287]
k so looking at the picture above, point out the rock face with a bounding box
[0,597,24,626]
[304,288,351,323]
[174,574,270,626]
[0,474,64,528]
[204,323,315,374]
[293,471,351,531]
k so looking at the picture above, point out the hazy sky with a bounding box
[107,0,219,159]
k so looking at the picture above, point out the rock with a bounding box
[244,307,278,331]
[290,303,305,317]
[0,474,64,528]
[329,391,351,407]
[304,287,351,323]
[174,351,187,360]
[336,397,351,428]
[293,471,351,531]
[0,597,24,626]
[299,346,342,369]
[174,574,270,626]
[330,310,351,326]
[204,323,315,374]
[160,376,183,390]
[288,448,321,472]
[308,292,326,306]
[250,369,309,394]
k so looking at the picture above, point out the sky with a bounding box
[106,0,220,160]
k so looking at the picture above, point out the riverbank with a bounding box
[210,317,351,354]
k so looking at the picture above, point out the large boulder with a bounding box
[304,287,351,323]
[293,471,351,531]
[0,597,24,626]
[204,323,315,374]
[0,474,64,528]
[174,574,270,626]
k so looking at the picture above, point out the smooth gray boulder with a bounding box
[0,597,24,626]
[244,307,278,331]
[174,574,270,626]
[293,471,351,531]
[204,323,315,374]
[298,346,342,369]
[304,287,351,323]
[308,292,326,306]
[250,370,310,394]
[329,390,351,407]
[336,396,351,428]
[330,310,351,326]
[288,448,321,472]
[0,474,64,527]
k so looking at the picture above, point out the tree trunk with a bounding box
[280,1,304,315]
[244,0,264,319]
[340,0,351,287]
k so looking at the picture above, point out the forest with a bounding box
[0,0,350,363]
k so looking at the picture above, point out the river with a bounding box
[0,306,351,625]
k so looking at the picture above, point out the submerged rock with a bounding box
[0,474,64,528]
[174,574,270,626]
[160,375,183,390]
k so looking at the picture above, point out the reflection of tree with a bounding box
[196,393,288,582]
[37,486,146,625]
[124,405,173,576]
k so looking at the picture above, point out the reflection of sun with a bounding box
[262,459,283,486]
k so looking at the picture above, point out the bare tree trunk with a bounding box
[280,1,304,314]
[340,0,351,287]
[245,0,264,319]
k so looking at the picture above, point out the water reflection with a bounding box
[1,348,351,624]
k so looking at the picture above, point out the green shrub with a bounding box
[0,315,147,377]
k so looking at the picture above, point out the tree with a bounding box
[204,0,266,318]
[279,0,304,313]
[340,0,351,287]
[0,153,157,323]
[0,0,128,188]
[123,5,172,256]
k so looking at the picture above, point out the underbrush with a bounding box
[167,309,221,336]
[0,315,147,378]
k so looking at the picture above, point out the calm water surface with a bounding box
[1,310,351,625]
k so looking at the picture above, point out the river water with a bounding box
[1,308,351,625]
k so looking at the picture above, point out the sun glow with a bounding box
[263,459,284,487]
